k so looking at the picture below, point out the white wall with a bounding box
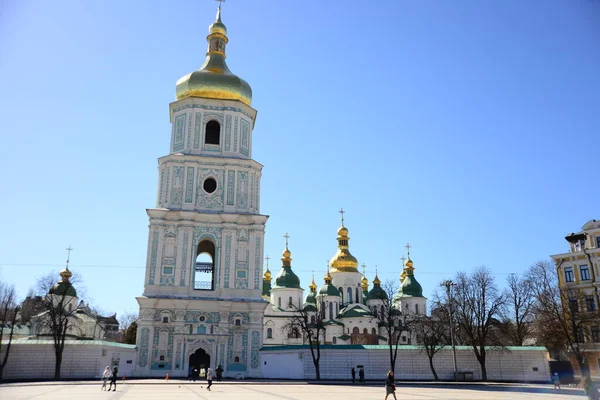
[260,346,551,382]
[1,340,137,381]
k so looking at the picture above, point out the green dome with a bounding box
[398,275,423,297]
[49,281,77,297]
[318,283,341,297]
[305,291,317,304]
[262,279,271,298]
[272,266,301,289]
[366,285,388,301]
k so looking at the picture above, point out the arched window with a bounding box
[356,288,359,303]
[195,240,215,290]
[352,327,359,335]
[374,308,378,318]
[332,337,337,344]
[381,305,384,317]
[235,319,241,326]
[371,328,376,335]
[205,120,220,145]
[310,315,316,324]
[288,296,293,308]
[336,302,339,315]
[415,304,420,315]
[289,328,299,339]
[347,287,352,303]
[278,297,281,308]
[339,288,344,304]
[234,356,240,362]
[363,328,368,334]
[162,316,169,323]
[197,325,206,334]
[267,328,273,339]
[159,355,165,361]
[329,302,333,320]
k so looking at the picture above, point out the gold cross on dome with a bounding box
[405,243,411,258]
[65,245,74,266]
[400,255,406,265]
[339,208,345,226]
[216,0,226,9]
[283,233,290,248]
[362,263,366,276]
[265,255,270,268]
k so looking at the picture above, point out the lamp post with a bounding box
[441,280,458,381]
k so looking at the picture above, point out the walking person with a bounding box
[359,367,365,383]
[582,376,600,400]
[384,370,397,400]
[552,373,561,389]
[108,366,118,392]
[215,365,223,382]
[101,366,111,391]
[206,367,214,391]
[351,367,356,384]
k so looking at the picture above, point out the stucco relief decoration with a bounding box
[185,167,195,203]
[240,119,250,156]
[187,339,213,358]
[148,231,160,285]
[224,115,232,151]
[170,166,185,206]
[173,114,186,152]
[236,171,248,210]
[193,112,202,149]
[226,170,235,206]
[180,231,189,286]
[184,311,221,324]
[194,226,222,246]
[175,341,182,369]
[187,112,193,149]
[233,116,239,152]
[254,237,261,290]
[196,168,224,209]
[139,327,150,367]
[250,331,260,368]
[224,234,232,288]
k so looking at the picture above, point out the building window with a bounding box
[569,298,579,315]
[355,288,359,303]
[580,265,590,281]
[585,295,596,312]
[591,326,600,342]
[329,302,333,320]
[347,287,352,304]
[372,328,376,335]
[288,328,299,339]
[162,266,174,275]
[381,305,385,317]
[194,240,215,290]
[234,356,240,362]
[162,316,169,323]
[597,236,600,248]
[564,267,574,283]
[278,297,281,308]
[339,288,344,304]
[577,328,585,344]
[332,337,337,344]
[415,304,419,315]
[205,120,220,145]
[267,328,273,339]
[159,355,164,361]
[373,308,378,318]
[310,315,315,324]
[288,296,293,308]
[402,336,407,342]
[235,319,241,326]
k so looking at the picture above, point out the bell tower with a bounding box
[136,4,268,378]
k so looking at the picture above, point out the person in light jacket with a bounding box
[385,370,397,400]
[206,368,214,391]
[101,366,111,391]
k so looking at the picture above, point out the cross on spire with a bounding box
[400,255,406,265]
[362,263,366,276]
[283,232,290,249]
[65,245,74,268]
[339,208,345,226]
[216,0,225,10]
[405,243,411,258]
[265,255,270,268]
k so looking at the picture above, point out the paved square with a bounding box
[0,381,587,400]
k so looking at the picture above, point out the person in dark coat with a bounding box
[215,365,223,382]
[108,366,118,392]
[582,376,600,400]
[351,367,356,383]
[359,367,365,383]
[385,370,397,400]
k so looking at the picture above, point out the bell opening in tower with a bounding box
[194,240,215,290]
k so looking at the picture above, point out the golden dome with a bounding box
[361,275,368,284]
[400,270,407,283]
[309,276,317,292]
[405,258,414,268]
[281,248,292,267]
[175,6,252,106]
[263,268,272,280]
[373,274,381,285]
[329,224,359,273]
[60,267,72,281]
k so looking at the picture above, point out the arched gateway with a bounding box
[189,348,210,378]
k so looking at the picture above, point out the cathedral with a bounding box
[134,5,426,378]
[262,222,427,347]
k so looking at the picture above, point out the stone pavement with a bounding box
[0,381,587,399]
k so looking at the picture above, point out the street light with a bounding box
[441,280,458,381]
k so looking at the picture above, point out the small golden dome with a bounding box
[175,6,252,106]
[281,247,292,267]
[330,223,359,273]
[400,270,407,283]
[264,268,271,280]
[362,275,368,284]
[309,277,317,292]
[405,258,414,268]
[373,274,381,285]
[338,226,349,237]
[60,267,72,281]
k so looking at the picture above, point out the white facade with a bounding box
[134,9,268,378]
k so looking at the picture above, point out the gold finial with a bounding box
[309,271,317,292]
[263,255,272,281]
[281,235,292,266]
[373,266,381,285]
[405,243,411,258]
[60,245,74,281]
[339,208,345,227]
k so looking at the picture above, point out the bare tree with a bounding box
[452,267,507,381]
[0,282,19,382]
[119,311,138,344]
[527,260,600,378]
[502,273,535,346]
[34,270,82,380]
[282,298,326,380]
[18,287,40,324]
[414,315,447,380]
[377,280,412,374]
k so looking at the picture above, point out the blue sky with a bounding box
[1,0,599,320]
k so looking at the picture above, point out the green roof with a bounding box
[305,291,316,304]
[318,283,340,297]
[1,338,136,349]
[262,280,272,297]
[397,275,423,297]
[272,266,301,289]
[366,285,388,300]
[49,281,77,297]
[303,304,317,312]
[338,334,351,340]
[339,307,372,318]
[260,344,549,352]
